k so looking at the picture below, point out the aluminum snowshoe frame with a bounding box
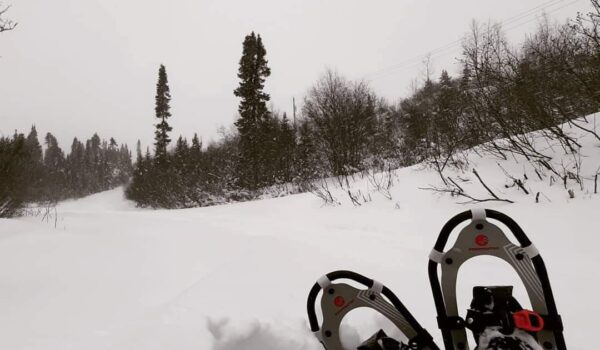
[428,209,566,350]
[307,270,439,350]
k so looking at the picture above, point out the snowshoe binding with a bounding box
[466,286,545,349]
[307,270,439,350]
[428,209,566,350]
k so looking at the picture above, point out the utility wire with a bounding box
[363,0,570,80]
[362,0,582,82]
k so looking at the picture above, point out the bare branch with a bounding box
[472,168,507,201]
[0,4,17,33]
[447,177,464,193]
[419,186,514,204]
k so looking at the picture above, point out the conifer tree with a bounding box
[278,113,296,182]
[0,133,28,216]
[154,64,172,165]
[189,133,204,191]
[295,120,320,181]
[25,126,42,164]
[174,136,189,166]
[234,32,271,189]
[135,140,142,164]
[191,133,202,156]
[43,132,66,200]
[67,138,85,196]
[24,126,43,199]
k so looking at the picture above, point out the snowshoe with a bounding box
[428,209,566,350]
[307,270,439,350]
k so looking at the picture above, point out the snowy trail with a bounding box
[1,186,598,349]
[1,122,600,349]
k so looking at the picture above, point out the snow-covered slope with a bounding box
[1,117,599,350]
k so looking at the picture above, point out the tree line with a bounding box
[125,33,396,208]
[3,1,600,212]
[0,128,133,217]
[126,2,600,208]
[0,5,134,217]
[400,5,600,189]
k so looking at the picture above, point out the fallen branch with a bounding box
[514,179,529,195]
[472,168,511,202]
[447,177,464,193]
[497,162,529,195]
[419,186,514,204]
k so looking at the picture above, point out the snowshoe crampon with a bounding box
[428,209,565,350]
[307,270,439,350]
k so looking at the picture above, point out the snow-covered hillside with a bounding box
[1,117,599,350]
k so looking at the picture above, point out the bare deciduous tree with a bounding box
[303,70,378,176]
[0,3,17,33]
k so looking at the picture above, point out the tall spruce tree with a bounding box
[25,126,42,164]
[191,133,202,155]
[278,113,296,182]
[154,64,172,165]
[24,126,43,199]
[67,137,85,196]
[234,32,271,189]
[43,132,66,200]
[135,140,142,164]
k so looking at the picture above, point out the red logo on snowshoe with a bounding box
[475,234,489,247]
[334,296,345,307]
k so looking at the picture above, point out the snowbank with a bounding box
[0,116,598,349]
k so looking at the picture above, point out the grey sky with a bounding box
[0,0,592,151]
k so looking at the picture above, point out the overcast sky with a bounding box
[0,0,593,151]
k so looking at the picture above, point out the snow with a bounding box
[478,328,543,350]
[1,117,599,349]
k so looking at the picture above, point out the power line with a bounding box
[361,0,582,82]
[361,0,565,80]
[504,0,581,32]
[362,0,570,81]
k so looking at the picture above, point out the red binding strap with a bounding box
[513,310,544,332]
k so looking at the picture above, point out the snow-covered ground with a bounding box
[1,118,599,350]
